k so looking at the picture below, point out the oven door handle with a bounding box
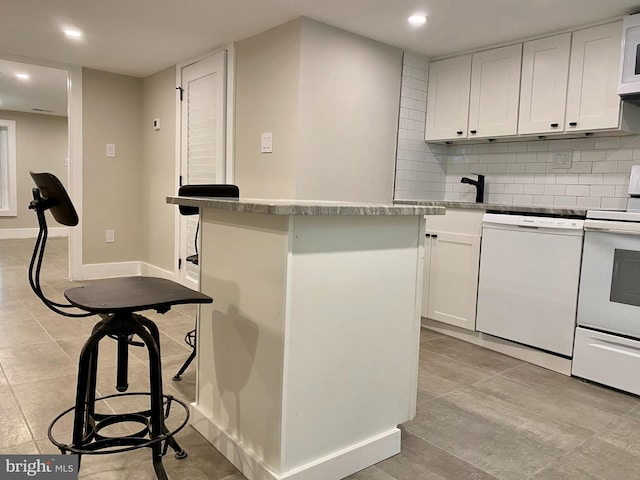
[584,219,640,235]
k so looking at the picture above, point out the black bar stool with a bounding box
[172,183,239,381]
[27,172,213,480]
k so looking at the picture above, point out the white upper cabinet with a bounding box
[519,33,571,135]
[565,21,623,131]
[468,44,522,138]
[425,55,471,141]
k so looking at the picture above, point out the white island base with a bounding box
[167,199,441,480]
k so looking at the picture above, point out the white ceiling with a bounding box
[1,0,640,115]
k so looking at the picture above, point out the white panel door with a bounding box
[179,52,226,287]
[519,33,571,135]
[468,44,522,138]
[565,21,622,131]
[425,55,471,141]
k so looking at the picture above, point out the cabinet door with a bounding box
[519,33,571,135]
[468,44,522,138]
[565,21,622,131]
[425,55,471,141]
[426,232,480,330]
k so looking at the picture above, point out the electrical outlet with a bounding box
[106,229,115,243]
[261,132,273,153]
[552,151,572,169]
[106,144,116,158]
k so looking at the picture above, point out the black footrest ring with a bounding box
[48,392,190,456]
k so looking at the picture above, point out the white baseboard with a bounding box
[0,227,69,239]
[81,261,141,280]
[140,262,176,281]
[422,318,572,376]
[190,404,401,480]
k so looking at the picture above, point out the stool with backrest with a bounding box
[172,183,239,381]
[28,172,213,480]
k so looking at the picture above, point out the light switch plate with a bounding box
[552,151,572,169]
[106,144,116,158]
[261,133,273,153]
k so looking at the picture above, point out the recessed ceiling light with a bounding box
[15,73,30,80]
[408,15,428,26]
[64,29,82,38]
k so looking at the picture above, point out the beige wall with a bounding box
[234,19,301,199]
[142,67,176,271]
[82,68,143,264]
[234,17,402,203]
[296,19,402,203]
[0,110,67,229]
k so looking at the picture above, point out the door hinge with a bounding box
[179,175,183,187]
[178,258,182,270]
[176,86,184,101]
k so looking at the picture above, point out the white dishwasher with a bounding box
[475,213,584,356]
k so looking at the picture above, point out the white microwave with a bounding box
[619,13,640,98]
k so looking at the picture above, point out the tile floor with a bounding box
[1,237,639,479]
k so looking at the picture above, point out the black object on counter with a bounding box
[461,174,485,203]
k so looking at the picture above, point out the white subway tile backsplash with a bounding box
[570,138,596,150]
[566,185,590,196]
[590,185,616,197]
[617,161,636,173]
[554,196,577,206]
[561,174,580,184]
[526,163,547,174]
[567,162,592,174]
[506,163,526,173]
[512,194,533,205]
[544,184,566,196]
[488,163,507,173]
[576,196,601,208]
[601,197,627,210]
[615,185,628,197]
[523,184,545,195]
[534,174,556,184]
[579,174,604,185]
[592,161,618,173]
[508,142,529,153]
[595,137,621,150]
[606,149,634,161]
[517,152,537,163]
[581,150,606,162]
[528,141,549,152]
[504,183,524,194]
[620,135,640,148]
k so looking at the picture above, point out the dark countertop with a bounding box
[394,200,591,218]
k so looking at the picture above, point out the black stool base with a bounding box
[48,392,190,457]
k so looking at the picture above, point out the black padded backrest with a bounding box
[178,184,240,216]
[30,172,79,226]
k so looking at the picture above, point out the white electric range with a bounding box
[572,189,640,394]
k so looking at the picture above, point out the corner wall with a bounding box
[142,66,176,271]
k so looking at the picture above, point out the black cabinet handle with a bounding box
[456,131,463,135]
[431,234,438,239]
[470,130,477,134]
[425,233,431,238]
[550,123,559,128]
[569,122,577,127]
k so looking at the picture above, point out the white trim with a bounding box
[67,66,83,281]
[81,261,141,280]
[421,319,573,375]
[139,262,177,281]
[225,44,236,184]
[190,404,401,480]
[0,119,17,216]
[0,227,69,239]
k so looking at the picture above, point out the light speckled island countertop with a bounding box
[167,196,446,216]
[394,200,594,217]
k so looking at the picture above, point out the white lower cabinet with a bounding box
[422,209,483,331]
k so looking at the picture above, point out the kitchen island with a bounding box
[166,196,444,480]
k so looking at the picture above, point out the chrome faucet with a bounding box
[461,174,485,203]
